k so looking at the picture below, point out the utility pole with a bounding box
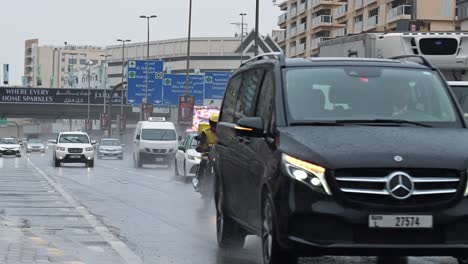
[87,61,93,131]
[185,0,193,96]
[239,13,247,64]
[254,0,259,56]
[100,54,112,114]
[139,15,157,103]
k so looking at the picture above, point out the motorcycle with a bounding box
[192,146,215,198]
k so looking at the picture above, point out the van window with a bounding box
[141,129,177,141]
[234,69,264,122]
[220,75,242,123]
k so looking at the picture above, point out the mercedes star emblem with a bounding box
[386,172,414,200]
[394,155,403,162]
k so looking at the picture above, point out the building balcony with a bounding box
[278,13,288,25]
[387,5,411,22]
[279,0,288,10]
[298,23,307,34]
[296,43,306,55]
[335,4,347,18]
[355,0,363,10]
[290,7,298,18]
[312,15,333,28]
[365,0,377,5]
[310,0,336,9]
[335,27,347,37]
[354,21,363,33]
[290,27,298,37]
[290,45,297,56]
[367,15,378,29]
[299,2,307,14]
[277,31,287,43]
[312,37,332,49]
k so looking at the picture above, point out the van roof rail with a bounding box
[389,55,437,70]
[240,52,286,68]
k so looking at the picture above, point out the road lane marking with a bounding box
[27,159,143,264]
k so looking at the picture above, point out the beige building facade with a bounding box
[24,39,106,88]
[276,0,457,57]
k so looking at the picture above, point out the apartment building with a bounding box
[277,0,457,57]
[24,39,106,88]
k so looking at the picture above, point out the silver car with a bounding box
[26,138,46,153]
[97,138,124,159]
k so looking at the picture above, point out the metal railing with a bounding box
[335,4,347,17]
[299,2,307,14]
[354,21,363,33]
[290,7,298,18]
[335,27,347,37]
[278,13,288,24]
[387,5,411,20]
[312,37,332,49]
[277,31,287,42]
[298,23,307,34]
[290,26,297,37]
[355,0,363,9]
[312,15,333,27]
[297,43,306,55]
[290,45,297,56]
[367,15,378,28]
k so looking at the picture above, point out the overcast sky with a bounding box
[0,0,281,85]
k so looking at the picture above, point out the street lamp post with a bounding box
[254,0,259,56]
[117,39,131,117]
[139,15,157,104]
[239,13,247,64]
[87,60,94,130]
[185,0,193,96]
[100,54,112,114]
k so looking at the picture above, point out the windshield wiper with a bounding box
[289,121,346,126]
[335,119,432,127]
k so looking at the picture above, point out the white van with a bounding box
[133,118,179,168]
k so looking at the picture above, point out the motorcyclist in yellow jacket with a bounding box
[193,113,219,195]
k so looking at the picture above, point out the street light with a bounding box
[255,0,259,56]
[86,60,94,130]
[139,15,157,104]
[185,0,192,96]
[100,54,112,114]
[239,13,247,64]
[116,39,131,117]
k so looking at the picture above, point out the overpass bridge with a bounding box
[0,86,141,120]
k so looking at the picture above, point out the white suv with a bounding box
[53,132,96,167]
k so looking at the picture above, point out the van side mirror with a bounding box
[136,135,140,140]
[52,140,57,144]
[91,140,97,145]
[235,117,264,137]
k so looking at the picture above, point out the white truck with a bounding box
[319,32,468,82]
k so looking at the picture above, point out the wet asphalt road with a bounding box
[0,149,461,263]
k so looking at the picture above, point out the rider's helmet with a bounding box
[209,113,219,128]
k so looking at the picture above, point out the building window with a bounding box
[80,59,87,65]
[369,7,379,17]
[68,59,77,65]
[355,15,363,23]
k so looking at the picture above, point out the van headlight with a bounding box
[282,154,331,195]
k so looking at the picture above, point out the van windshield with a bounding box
[285,66,461,127]
[141,129,177,141]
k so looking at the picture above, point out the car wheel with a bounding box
[87,160,94,168]
[54,158,61,168]
[262,194,298,264]
[216,178,246,249]
[134,154,143,168]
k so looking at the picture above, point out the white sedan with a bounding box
[175,134,201,180]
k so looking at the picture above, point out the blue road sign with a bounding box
[127,60,164,105]
[204,71,231,100]
[162,74,204,106]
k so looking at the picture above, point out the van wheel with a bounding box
[87,160,94,168]
[215,178,246,249]
[262,194,298,264]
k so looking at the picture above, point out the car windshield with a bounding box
[100,140,120,146]
[28,139,42,143]
[285,66,460,127]
[0,138,17,144]
[141,129,176,141]
[59,134,89,144]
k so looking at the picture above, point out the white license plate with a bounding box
[155,158,164,162]
[369,215,433,229]
[70,155,81,159]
